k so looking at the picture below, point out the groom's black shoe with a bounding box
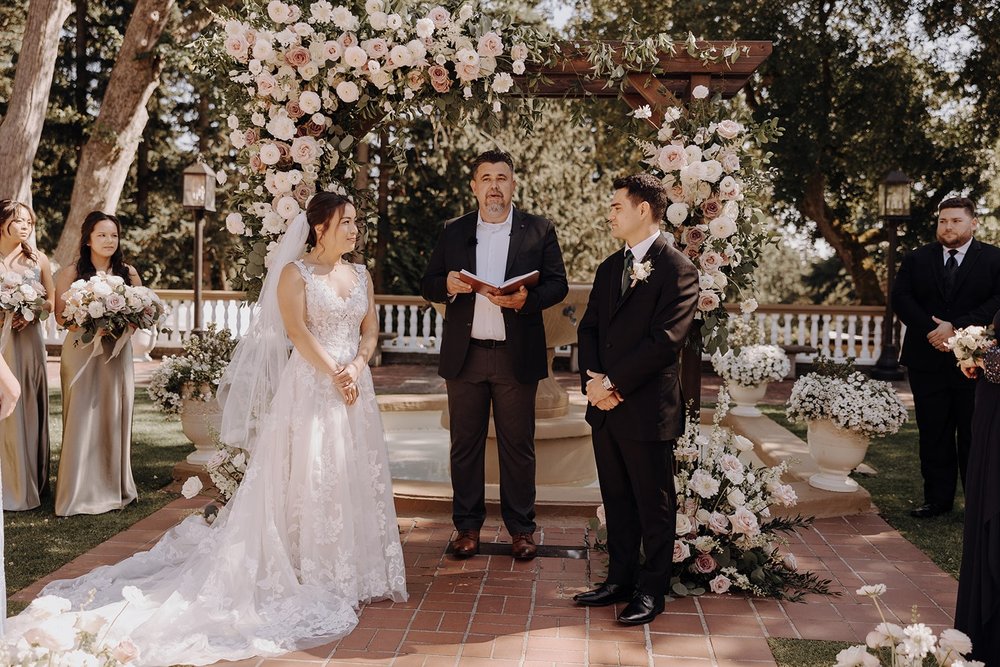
[617,592,665,625]
[909,503,951,519]
[573,583,632,607]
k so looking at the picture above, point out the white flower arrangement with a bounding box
[147,325,237,415]
[786,359,908,439]
[0,269,50,325]
[204,441,249,503]
[712,344,789,388]
[592,389,833,600]
[0,594,140,666]
[637,86,778,354]
[834,584,981,667]
[945,324,995,369]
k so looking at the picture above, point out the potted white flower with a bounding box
[147,325,237,465]
[712,345,790,416]
[786,358,907,493]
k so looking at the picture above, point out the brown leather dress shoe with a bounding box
[511,532,538,560]
[451,529,480,558]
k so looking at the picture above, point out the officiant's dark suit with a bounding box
[421,150,567,560]
[575,174,698,624]
[893,196,1000,518]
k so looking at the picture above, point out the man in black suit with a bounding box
[573,173,699,625]
[421,149,568,560]
[894,196,1000,518]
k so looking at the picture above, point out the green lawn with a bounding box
[4,391,189,611]
[756,404,964,666]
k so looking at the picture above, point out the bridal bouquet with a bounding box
[712,344,790,388]
[0,268,51,351]
[944,324,995,370]
[786,358,908,439]
[60,274,168,345]
[834,584,980,667]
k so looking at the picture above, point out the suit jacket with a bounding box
[577,233,699,441]
[421,208,568,384]
[894,238,1000,372]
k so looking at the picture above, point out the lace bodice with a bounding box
[294,260,368,365]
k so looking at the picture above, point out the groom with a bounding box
[575,173,698,625]
[421,149,567,560]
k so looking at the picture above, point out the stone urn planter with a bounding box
[727,382,768,417]
[131,328,157,362]
[806,418,870,493]
[180,382,223,466]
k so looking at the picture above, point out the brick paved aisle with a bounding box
[12,498,956,667]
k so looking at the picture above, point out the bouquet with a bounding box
[786,358,907,439]
[712,344,790,388]
[61,274,168,345]
[0,268,50,351]
[944,324,995,370]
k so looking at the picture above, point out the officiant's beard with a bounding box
[484,202,507,217]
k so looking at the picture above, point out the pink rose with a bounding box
[244,127,260,146]
[290,135,320,165]
[667,181,688,203]
[224,35,249,61]
[249,154,266,173]
[719,150,740,173]
[406,69,425,90]
[302,120,325,138]
[285,100,305,119]
[477,31,504,56]
[293,182,314,205]
[457,61,480,82]
[684,244,701,259]
[698,291,721,312]
[684,226,707,247]
[339,32,357,50]
[323,40,343,62]
[693,553,717,574]
[707,511,729,535]
[709,574,731,594]
[700,251,724,272]
[673,540,691,563]
[284,46,311,67]
[112,639,140,664]
[700,198,722,220]
[275,141,292,164]
[429,65,451,92]
[362,38,389,59]
[728,506,760,537]
[657,144,688,171]
[716,119,743,140]
[256,72,277,98]
[428,6,451,28]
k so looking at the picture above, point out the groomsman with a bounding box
[894,196,1000,518]
[574,173,698,625]
[421,149,568,560]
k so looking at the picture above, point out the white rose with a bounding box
[491,72,514,93]
[386,13,402,29]
[709,574,731,594]
[336,80,361,102]
[290,135,321,165]
[298,91,322,114]
[477,31,504,56]
[719,176,742,200]
[512,59,525,75]
[672,540,691,562]
[368,11,387,30]
[656,144,688,172]
[716,119,743,139]
[181,476,203,499]
[225,213,246,235]
[364,0,384,12]
[275,196,301,220]
[23,618,77,652]
[267,1,292,24]
[259,143,282,165]
[739,298,758,314]
[698,273,715,290]
[87,301,106,319]
[458,4,474,20]
[252,112,267,127]
[26,595,72,619]
[388,45,412,68]
[344,45,367,68]
[265,113,296,141]
[732,434,754,452]
[112,639,141,664]
[666,202,689,226]
[331,7,358,31]
[415,17,435,38]
[684,145,703,165]
[726,488,746,507]
[692,84,709,99]
[729,506,760,537]
[675,513,693,535]
[699,159,723,183]
[708,215,737,239]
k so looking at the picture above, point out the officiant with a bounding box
[421,149,567,561]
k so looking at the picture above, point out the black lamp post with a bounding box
[181,160,217,337]
[871,170,911,380]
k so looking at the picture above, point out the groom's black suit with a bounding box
[893,238,1000,511]
[577,233,698,597]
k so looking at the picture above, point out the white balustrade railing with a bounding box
[38,292,899,366]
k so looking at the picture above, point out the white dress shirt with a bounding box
[943,238,973,267]
[471,207,513,341]
[626,230,663,264]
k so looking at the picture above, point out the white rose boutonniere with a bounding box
[630,260,653,287]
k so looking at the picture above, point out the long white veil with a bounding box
[217,213,308,451]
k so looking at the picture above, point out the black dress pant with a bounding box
[446,345,537,534]
[908,366,976,509]
[592,425,675,597]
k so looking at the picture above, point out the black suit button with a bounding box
[606,343,613,349]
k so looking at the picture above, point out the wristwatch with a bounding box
[602,375,616,391]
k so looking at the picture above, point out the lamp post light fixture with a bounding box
[872,170,912,380]
[182,160,217,337]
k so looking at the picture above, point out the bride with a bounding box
[3,193,407,665]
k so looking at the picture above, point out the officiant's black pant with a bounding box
[446,344,538,535]
[909,367,975,510]
[593,426,675,597]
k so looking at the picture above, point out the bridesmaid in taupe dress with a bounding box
[0,200,55,512]
[54,211,142,516]
[0,352,22,632]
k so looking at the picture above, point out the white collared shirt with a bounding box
[943,238,973,267]
[625,230,662,264]
[471,207,514,341]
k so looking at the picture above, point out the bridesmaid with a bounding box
[0,353,22,634]
[0,199,54,512]
[54,211,141,517]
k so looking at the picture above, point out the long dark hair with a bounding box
[305,193,363,261]
[0,199,38,264]
[76,211,131,281]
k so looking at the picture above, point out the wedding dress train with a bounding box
[4,261,406,665]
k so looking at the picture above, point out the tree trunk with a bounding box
[74,0,88,156]
[53,0,175,267]
[0,0,74,206]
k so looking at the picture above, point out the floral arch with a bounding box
[205,0,775,403]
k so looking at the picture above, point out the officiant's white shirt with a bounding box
[471,207,513,341]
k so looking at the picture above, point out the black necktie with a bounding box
[621,249,634,297]
[943,249,959,297]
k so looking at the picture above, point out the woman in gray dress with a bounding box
[0,200,54,512]
[53,211,141,516]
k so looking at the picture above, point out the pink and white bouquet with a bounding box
[945,324,996,370]
[0,268,51,351]
[60,274,167,345]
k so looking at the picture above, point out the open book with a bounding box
[458,269,540,296]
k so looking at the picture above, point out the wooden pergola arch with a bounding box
[510,39,775,408]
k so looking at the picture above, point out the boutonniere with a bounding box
[630,260,653,287]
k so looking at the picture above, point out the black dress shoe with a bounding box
[909,504,951,519]
[617,592,665,625]
[573,583,633,607]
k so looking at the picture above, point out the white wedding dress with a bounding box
[4,261,407,665]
